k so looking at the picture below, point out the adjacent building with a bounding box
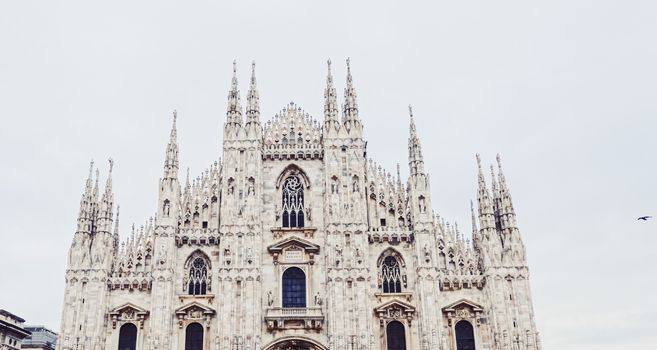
[0,310,30,350]
[56,60,541,350]
[22,326,57,350]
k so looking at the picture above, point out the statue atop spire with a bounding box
[408,105,425,176]
[163,110,179,180]
[324,59,339,129]
[226,60,242,127]
[343,58,359,124]
[245,61,260,128]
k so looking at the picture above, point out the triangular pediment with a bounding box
[442,298,484,313]
[109,302,149,316]
[175,301,216,316]
[268,236,320,253]
[374,299,416,314]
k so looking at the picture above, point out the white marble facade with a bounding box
[56,60,540,350]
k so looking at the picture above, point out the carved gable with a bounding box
[374,299,416,326]
[108,303,149,329]
[442,299,484,326]
[268,236,320,264]
[175,302,216,328]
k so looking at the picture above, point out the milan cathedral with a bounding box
[57,60,541,350]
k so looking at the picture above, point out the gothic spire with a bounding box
[245,61,260,127]
[476,154,495,230]
[408,105,425,176]
[471,200,480,249]
[77,160,95,230]
[343,58,359,123]
[163,110,179,180]
[226,60,243,126]
[496,154,517,227]
[113,205,120,254]
[324,59,339,128]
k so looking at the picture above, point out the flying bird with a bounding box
[637,216,652,221]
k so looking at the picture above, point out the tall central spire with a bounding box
[343,58,359,123]
[245,61,260,128]
[226,60,242,126]
[324,59,339,129]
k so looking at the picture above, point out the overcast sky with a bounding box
[1,1,656,349]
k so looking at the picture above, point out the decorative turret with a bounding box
[225,60,243,137]
[342,58,362,132]
[163,110,179,180]
[324,59,339,133]
[113,205,120,256]
[158,111,181,226]
[407,105,425,177]
[97,159,115,234]
[406,105,432,228]
[476,154,495,232]
[245,61,261,134]
[496,154,517,231]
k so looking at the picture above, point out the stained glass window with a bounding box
[382,256,402,293]
[282,176,305,228]
[187,257,209,295]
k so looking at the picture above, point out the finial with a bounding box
[251,60,256,73]
[496,153,503,171]
[232,60,237,74]
[408,104,414,119]
[186,167,190,184]
[108,158,114,175]
[346,57,351,75]
[476,154,482,170]
[397,163,401,180]
[327,58,332,72]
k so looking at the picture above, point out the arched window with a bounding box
[187,256,209,295]
[381,256,402,293]
[455,320,475,350]
[282,176,304,228]
[282,267,306,307]
[117,323,137,350]
[386,321,406,350]
[185,322,204,350]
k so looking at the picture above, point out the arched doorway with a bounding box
[117,323,137,350]
[185,322,204,350]
[455,320,475,350]
[386,320,406,350]
[262,336,328,350]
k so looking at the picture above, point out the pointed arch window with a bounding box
[381,256,402,293]
[117,323,137,350]
[282,267,306,307]
[185,322,204,350]
[455,320,475,350]
[186,256,210,295]
[282,175,304,228]
[386,321,406,350]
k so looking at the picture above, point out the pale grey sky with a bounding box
[1,1,656,349]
